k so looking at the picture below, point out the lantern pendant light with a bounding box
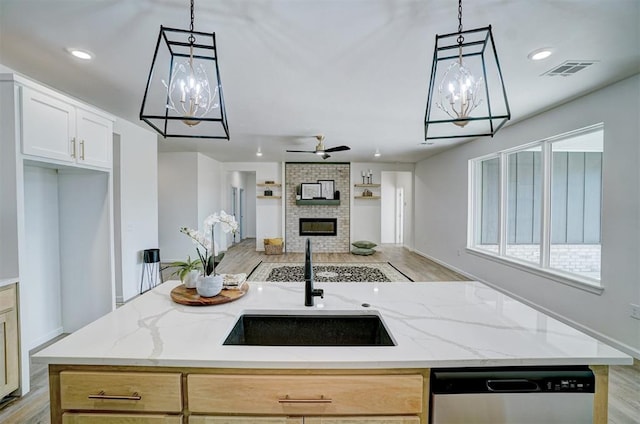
[424,0,510,141]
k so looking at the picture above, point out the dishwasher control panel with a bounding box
[431,365,595,394]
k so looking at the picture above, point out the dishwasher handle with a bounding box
[487,378,541,392]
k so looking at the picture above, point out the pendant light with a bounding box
[140,0,229,139]
[424,0,510,141]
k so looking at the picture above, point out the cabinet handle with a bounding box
[278,394,332,404]
[88,390,142,401]
[70,138,76,158]
[80,140,85,160]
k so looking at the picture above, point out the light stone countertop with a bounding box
[34,280,632,369]
[0,278,18,289]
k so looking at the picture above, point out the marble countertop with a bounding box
[34,280,632,369]
[0,278,18,289]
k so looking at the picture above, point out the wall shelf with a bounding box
[354,196,381,200]
[257,183,281,187]
[257,195,282,199]
[257,182,281,199]
[354,183,381,188]
[295,199,341,206]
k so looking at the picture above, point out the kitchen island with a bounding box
[35,280,632,423]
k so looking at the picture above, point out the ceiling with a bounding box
[1,0,638,163]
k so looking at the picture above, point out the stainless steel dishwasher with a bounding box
[431,366,595,424]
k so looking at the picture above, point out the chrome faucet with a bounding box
[304,238,323,306]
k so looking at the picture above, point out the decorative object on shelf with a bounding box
[265,180,275,184]
[318,179,335,200]
[264,238,284,255]
[334,190,340,200]
[424,0,510,141]
[168,256,202,288]
[301,182,322,199]
[264,190,273,196]
[361,170,366,184]
[362,189,373,197]
[362,169,373,184]
[140,0,229,139]
[180,210,238,277]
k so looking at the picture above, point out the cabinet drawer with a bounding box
[190,417,302,424]
[188,374,423,415]
[305,418,420,424]
[62,413,182,424]
[0,284,16,311]
[60,371,182,412]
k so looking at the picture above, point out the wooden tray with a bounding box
[170,282,249,306]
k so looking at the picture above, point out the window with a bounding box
[469,124,603,287]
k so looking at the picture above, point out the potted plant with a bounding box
[168,256,202,288]
[180,210,238,297]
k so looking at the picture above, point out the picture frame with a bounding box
[318,179,335,200]
[301,183,322,199]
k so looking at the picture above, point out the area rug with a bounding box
[247,262,412,283]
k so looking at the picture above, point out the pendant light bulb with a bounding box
[256,147,263,157]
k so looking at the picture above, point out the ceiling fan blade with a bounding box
[324,145,351,153]
[286,150,316,153]
[322,153,331,160]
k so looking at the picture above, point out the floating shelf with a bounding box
[354,196,381,200]
[257,183,281,187]
[257,195,282,199]
[295,199,341,206]
[354,184,381,188]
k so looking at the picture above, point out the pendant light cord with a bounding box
[188,0,195,44]
[456,0,464,45]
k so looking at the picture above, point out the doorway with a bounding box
[380,171,412,246]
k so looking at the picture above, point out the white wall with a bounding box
[223,162,282,250]
[158,152,199,261]
[351,162,415,247]
[23,166,62,347]
[245,172,257,238]
[414,74,640,356]
[112,119,158,302]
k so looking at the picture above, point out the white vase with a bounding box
[196,274,223,297]
[183,270,200,289]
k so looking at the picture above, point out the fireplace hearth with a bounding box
[299,218,337,236]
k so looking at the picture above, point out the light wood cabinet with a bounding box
[0,284,19,400]
[50,367,429,424]
[188,374,423,415]
[21,86,113,169]
[62,413,182,424]
[60,371,182,412]
[190,418,302,424]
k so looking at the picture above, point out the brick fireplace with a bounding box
[285,163,350,252]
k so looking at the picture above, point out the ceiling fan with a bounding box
[286,135,351,160]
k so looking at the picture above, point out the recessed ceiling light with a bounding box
[528,48,553,61]
[66,48,93,60]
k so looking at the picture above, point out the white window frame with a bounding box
[467,124,604,295]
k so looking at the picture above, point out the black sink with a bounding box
[223,313,395,346]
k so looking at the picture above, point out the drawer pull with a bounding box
[88,390,142,401]
[278,394,332,404]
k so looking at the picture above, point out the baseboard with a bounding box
[29,326,64,352]
[413,248,640,360]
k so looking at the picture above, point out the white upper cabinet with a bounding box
[76,108,112,168]
[21,86,113,169]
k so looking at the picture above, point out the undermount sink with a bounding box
[223,312,395,346]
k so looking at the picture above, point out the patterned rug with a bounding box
[247,262,412,283]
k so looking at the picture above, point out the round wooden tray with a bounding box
[170,282,249,306]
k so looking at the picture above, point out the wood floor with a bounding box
[2,239,638,423]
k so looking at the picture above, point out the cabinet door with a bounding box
[305,417,420,424]
[76,108,112,169]
[0,285,19,399]
[21,86,76,163]
[190,417,302,424]
[62,413,182,424]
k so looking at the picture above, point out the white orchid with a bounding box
[180,210,237,276]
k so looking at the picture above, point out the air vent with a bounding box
[542,61,597,77]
